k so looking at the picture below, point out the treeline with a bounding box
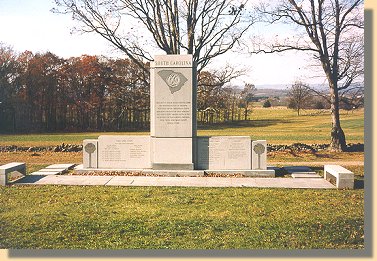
[0,46,150,133]
[0,45,253,133]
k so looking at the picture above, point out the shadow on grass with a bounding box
[354,177,364,190]
[313,153,336,159]
[311,166,323,173]
[272,168,286,177]
[198,119,288,130]
[13,175,46,184]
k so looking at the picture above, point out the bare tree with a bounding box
[287,81,313,116]
[251,0,364,151]
[53,0,255,73]
[197,66,244,123]
[339,83,364,111]
[0,43,19,132]
[0,44,17,101]
[240,83,256,120]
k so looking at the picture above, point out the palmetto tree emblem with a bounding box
[253,143,265,170]
[84,143,96,168]
[158,70,188,94]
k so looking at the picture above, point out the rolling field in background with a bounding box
[0,108,364,146]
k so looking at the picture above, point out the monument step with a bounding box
[291,172,322,178]
[30,171,61,175]
[30,165,75,176]
[38,168,67,173]
[45,164,76,170]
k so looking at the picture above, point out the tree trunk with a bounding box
[329,81,347,151]
[231,100,235,121]
[96,106,102,131]
[244,101,248,121]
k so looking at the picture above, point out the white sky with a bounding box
[0,0,337,86]
[0,0,113,57]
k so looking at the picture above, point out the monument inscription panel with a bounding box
[155,101,191,126]
[196,136,251,170]
[98,136,151,169]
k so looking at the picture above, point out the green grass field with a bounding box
[0,108,364,146]
[198,107,364,144]
[0,186,364,249]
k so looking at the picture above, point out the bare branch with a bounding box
[53,0,255,73]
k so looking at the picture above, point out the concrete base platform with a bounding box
[74,165,275,177]
[13,175,335,189]
[17,175,113,186]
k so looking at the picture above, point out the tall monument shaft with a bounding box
[150,55,197,169]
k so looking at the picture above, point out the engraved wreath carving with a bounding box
[158,70,188,94]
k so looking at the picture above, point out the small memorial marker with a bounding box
[253,143,266,170]
[85,142,96,168]
[252,140,267,170]
[83,139,98,168]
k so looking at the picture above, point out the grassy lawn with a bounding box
[0,186,364,249]
[0,108,364,146]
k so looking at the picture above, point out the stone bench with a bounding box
[0,162,26,185]
[324,165,354,189]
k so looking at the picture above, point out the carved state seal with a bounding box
[157,70,188,94]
